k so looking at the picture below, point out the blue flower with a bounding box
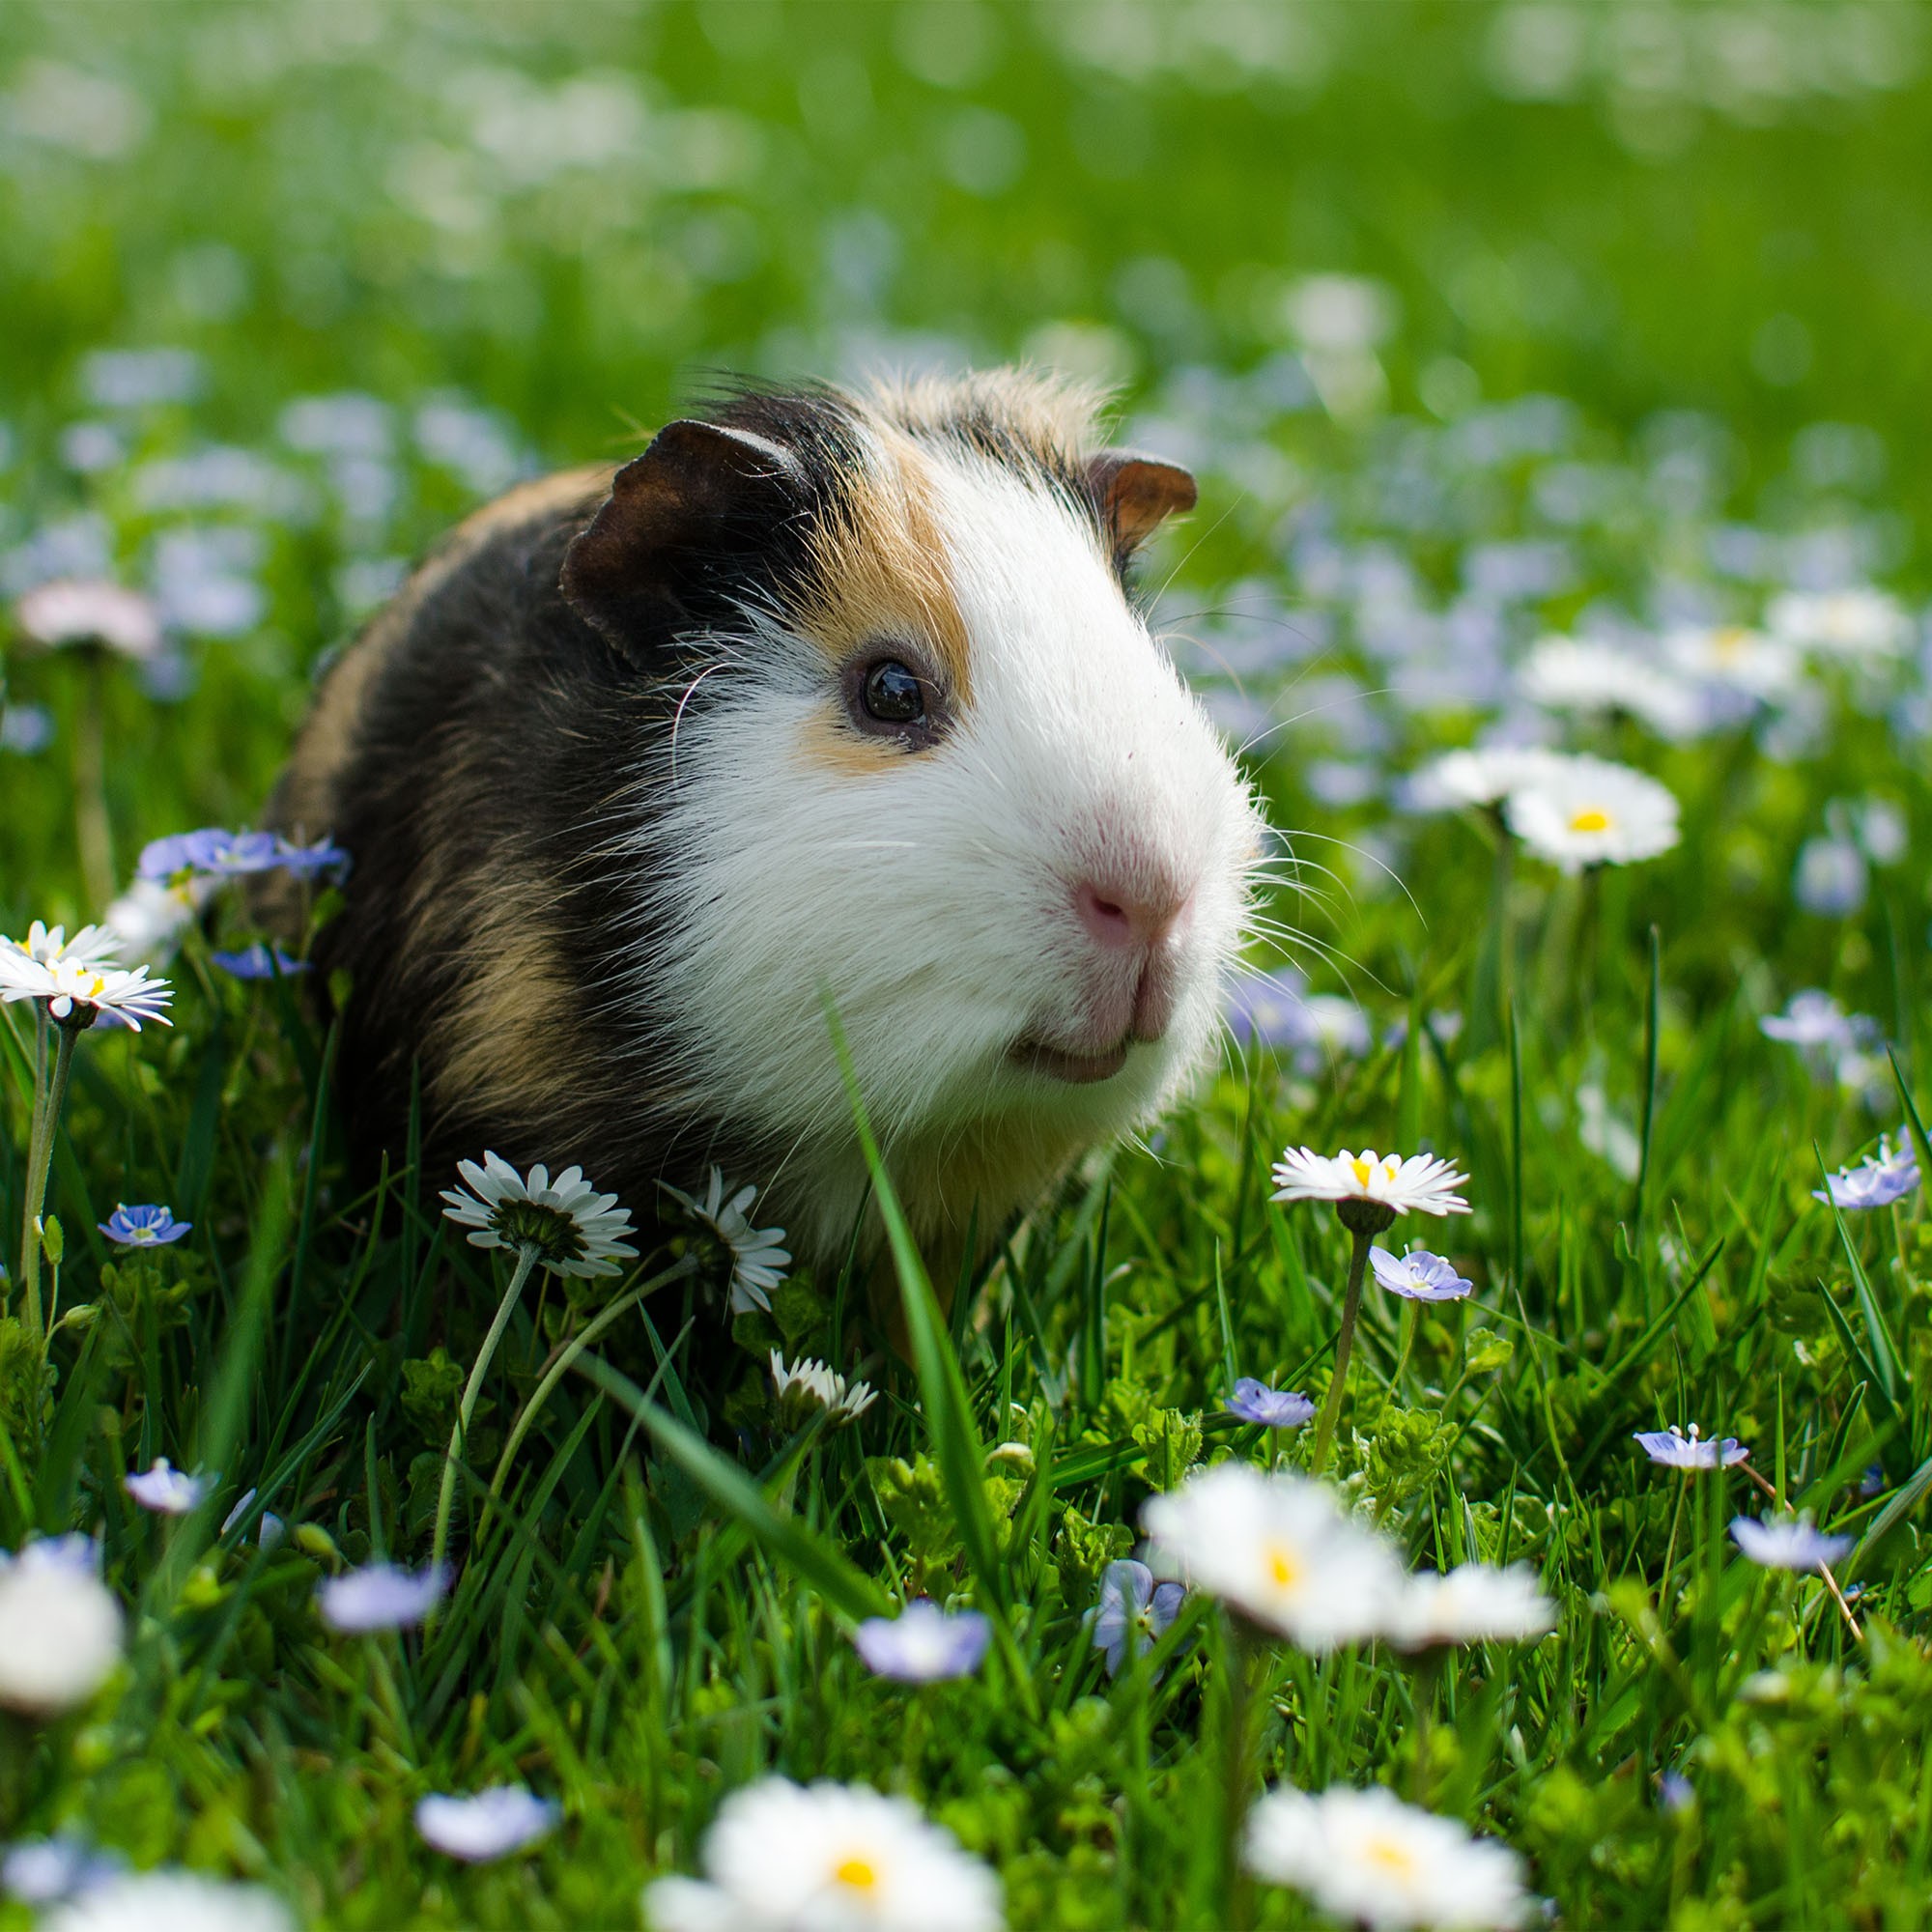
[317,1560,451,1633]
[1226,1379,1315,1430]
[137,828,284,882]
[852,1599,991,1682]
[1091,1559,1184,1677]
[1222,966,1309,1049]
[1369,1246,1474,1300]
[1658,1772,1694,1815]
[0,1834,125,1906]
[99,1204,190,1248]
[124,1458,211,1516]
[211,944,309,981]
[1814,1138,1918,1210]
[272,834,351,880]
[1633,1425,1747,1470]
[414,1787,558,1862]
[1730,1516,1853,1572]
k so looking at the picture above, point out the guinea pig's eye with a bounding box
[863,659,925,724]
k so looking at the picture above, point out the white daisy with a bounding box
[1766,587,1911,660]
[1663,623,1802,698]
[14,580,163,663]
[1520,634,1704,738]
[1244,1784,1528,1931]
[1502,755,1680,874]
[0,928,172,1031]
[1271,1149,1470,1221]
[40,1870,295,1932]
[769,1351,877,1429]
[1140,1464,1406,1651]
[661,1168,790,1314]
[440,1151,638,1279]
[99,877,206,969]
[0,1541,124,1717]
[1411,745,1563,812]
[642,1776,1003,1932]
[0,921,122,971]
[1390,1564,1556,1651]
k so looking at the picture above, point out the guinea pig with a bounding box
[266,369,1262,1298]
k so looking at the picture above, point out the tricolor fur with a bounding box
[268,370,1262,1282]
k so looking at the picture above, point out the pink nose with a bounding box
[1073,877,1192,952]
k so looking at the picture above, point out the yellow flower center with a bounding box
[1350,1156,1375,1188]
[1262,1539,1301,1593]
[1712,626,1749,659]
[1363,1833,1417,1879]
[833,1855,880,1892]
[1568,807,1612,834]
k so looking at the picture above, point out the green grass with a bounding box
[4,3,1932,1926]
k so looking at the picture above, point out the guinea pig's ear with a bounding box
[560,419,807,661]
[1086,451,1198,558]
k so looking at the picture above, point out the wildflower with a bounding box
[1663,623,1801,698]
[1814,1138,1919,1210]
[211,943,309,980]
[1730,1517,1853,1572]
[1222,965,1309,1047]
[1411,744,1562,811]
[1503,755,1680,873]
[220,1490,285,1549]
[414,1787,559,1862]
[1091,1559,1184,1676]
[1793,836,1867,917]
[1226,1379,1315,1429]
[1760,988,1860,1053]
[0,1541,124,1716]
[1767,587,1911,660]
[317,1560,451,1633]
[1141,1464,1404,1650]
[769,1351,877,1430]
[642,1776,1003,1932]
[1369,1247,1473,1301]
[0,1835,123,1906]
[852,1600,991,1682]
[1243,1784,1528,1932]
[137,828,284,882]
[1634,1425,1748,1469]
[0,929,171,1030]
[1659,1771,1695,1814]
[100,877,202,968]
[1390,1564,1556,1650]
[661,1168,789,1313]
[440,1152,638,1279]
[99,1204,190,1248]
[271,832,351,880]
[1520,634,1704,738]
[40,1870,295,1932]
[124,1458,210,1515]
[1271,1149,1470,1233]
[13,580,162,662]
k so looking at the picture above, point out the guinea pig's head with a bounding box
[561,370,1264,1258]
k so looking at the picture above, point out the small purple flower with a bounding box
[220,1489,285,1548]
[317,1560,451,1633]
[1226,1379,1315,1430]
[1861,1463,1887,1499]
[0,1535,99,1577]
[1658,1772,1694,1815]
[99,1204,190,1249]
[1730,1517,1853,1572]
[1634,1426,1748,1470]
[138,828,285,882]
[125,1458,211,1516]
[273,834,351,880]
[0,1834,125,1905]
[1222,966,1310,1049]
[211,943,309,980]
[414,1786,559,1861]
[852,1599,991,1682]
[1814,1139,1919,1210]
[1369,1246,1474,1300]
[1091,1559,1184,1677]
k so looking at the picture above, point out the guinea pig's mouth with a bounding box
[1010,1035,1132,1085]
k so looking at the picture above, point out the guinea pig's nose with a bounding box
[1073,876,1194,952]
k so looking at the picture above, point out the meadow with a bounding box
[3,3,1932,1926]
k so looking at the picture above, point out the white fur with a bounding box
[631,436,1262,1261]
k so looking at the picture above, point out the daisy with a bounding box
[0,921,122,971]
[1766,587,1911,660]
[1634,1425,1748,1470]
[1370,1247,1473,1301]
[440,1151,638,1279]
[852,1600,991,1682]
[1226,1379,1315,1429]
[1520,634,1704,738]
[1410,744,1562,812]
[99,878,204,969]
[1730,1517,1852,1573]
[317,1560,451,1633]
[661,1168,790,1313]
[414,1787,559,1862]
[1390,1564,1556,1650]
[39,1870,296,1932]
[642,1777,1004,1932]
[1663,623,1802,699]
[1271,1149,1470,1227]
[769,1351,877,1430]
[1814,1139,1918,1210]
[99,1204,190,1248]
[1243,1784,1528,1931]
[14,580,163,662]
[0,935,172,1030]
[124,1458,210,1516]
[1140,1464,1405,1651]
[1503,755,1680,873]
[0,1541,124,1717]
[1090,1559,1184,1677]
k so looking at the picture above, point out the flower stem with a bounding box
[1219,1617,1261,1932]
[19,1018,79,1346]
[1308,1227,1375,1477]
[71,647,114,913]
[431,1240,540,1592]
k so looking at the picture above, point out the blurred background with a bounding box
[1,0,1927,1015]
